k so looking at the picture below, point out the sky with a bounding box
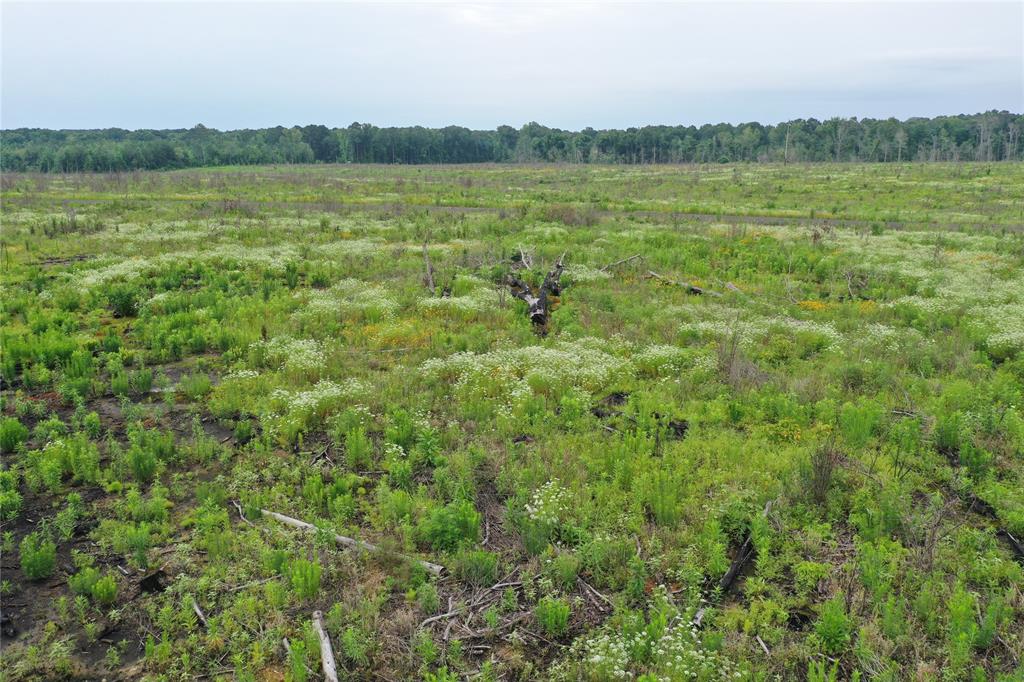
[1,1,1022,131]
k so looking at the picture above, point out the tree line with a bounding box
[1,111,1020,172]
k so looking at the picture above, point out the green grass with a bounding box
[0,163,1022,680]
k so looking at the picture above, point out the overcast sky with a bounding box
[1,1,1021,131]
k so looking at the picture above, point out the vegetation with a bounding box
[2,111,1022,172]
[1,163,1022,680]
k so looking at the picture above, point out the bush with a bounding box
[233,419,253,443]
[417,582,440,613]
[81,411,103,439]
[91,575,118,605]
[839,399,884,449]
[454,549,498,587]
[114,522,153,567]
[547,552,580,590]
[107,284,139,317]
[385,409,417,451]
[0,470,23,521]
[641,470,681,526]
[178,373,212,401]
[288,639,309,682]
[69,566,102,595]
[534,596,571,637]
[813,594,853,655]
[0,417,29,453]
[130,368,153,394]
[419,500,481,552]
[345,427,373,471]
[288,558,322,600]
[20,532,57,580]
[110,371,131,397]
[127,444,159,483]
[64,433,101,484]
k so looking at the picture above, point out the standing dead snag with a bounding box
[422,241,436,294]
[507,252,565,333]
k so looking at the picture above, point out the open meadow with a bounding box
[1,163,1023,681]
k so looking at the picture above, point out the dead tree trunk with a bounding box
[508,253,565,333]
[422,241,436,294]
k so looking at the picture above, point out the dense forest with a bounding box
[1,111,1021,172]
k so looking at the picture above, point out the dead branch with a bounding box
[755,635,771,656]
[578,577,612,612]
[260,508,444,575]
[997,529,1024,562]
[420,608,462,629]
[578,577,612,607]
[191,598,208,628]
[600,254,643,272]
[516,245,533,270]
[231,500,254,526]
[312,610,339,682]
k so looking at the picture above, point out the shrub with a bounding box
[839,399,884,449]
[233,419,253,443]
[805,444,840,506]
[110,371,131,397]
[65,433,101,484]
[385,410,417,451]
[107,284,139,317]
[288,558,322,600]
[69,566,102,595]
[641,470,681,526]
[419,500,481,552]
[127,444,159,483]
[0,417,29,453]
[81,411,103,439]
[345,427,373,471]
[288,639,309,682]
[534,596,571,637]
[547,552,580,591]
[454,549,499,587]
[178,373,212,401]
[417,582,440,613]
[813,594,853,655]
[20,532,57,580]
[114,522,152,567]
[91,575,118,605]
[130,368,153,394]
[0,470,23,521]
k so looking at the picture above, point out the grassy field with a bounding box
[1,163,1022,681]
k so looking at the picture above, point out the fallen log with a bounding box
[647,270,722,297]
[508,252,565,332]
[312,610,339,682]
[694,500,774,628]
[260,508,444,575]
[600,254,643,272]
